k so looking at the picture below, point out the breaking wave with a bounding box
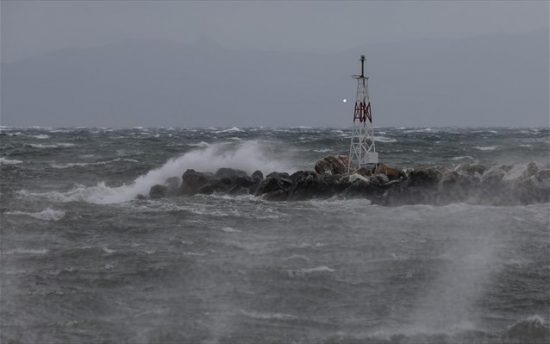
[6,208,65,221]
[215,127,243,133]
[0,157,23,165]
[19,141,293,204]
[49,158,139,169]
[374,136,397,143]
[475,145,498,151]
[27,143,75,149]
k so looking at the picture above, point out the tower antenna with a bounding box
[348,55,378,172]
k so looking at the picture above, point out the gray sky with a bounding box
[1,1,549,127]
[2,1,548,62]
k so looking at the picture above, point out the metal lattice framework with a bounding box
[348,55,378,173]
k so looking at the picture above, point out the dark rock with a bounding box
[149,184,168,199]
[370,173,390,186]
[379,168,445,205]
[374,163,402,180]
[355,167,374,177]
[288,171,333,200]
[197,184,215,195]
[456,163,486,177]
[256,172,293,199]
[265,172,290,180]
[314,155,350,175]
[407,168,443,187]
[215,167,248,179]
[168,160,549,206]
[262,189,290,201]
[252,170,264,182]
[181,169,215,195]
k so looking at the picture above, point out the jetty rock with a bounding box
[147,156,550,206]
[314,155,350,175]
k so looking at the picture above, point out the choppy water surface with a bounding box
[1,127,549,343]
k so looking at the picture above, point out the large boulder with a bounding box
[407,167,444,187]
[374,163,403,180]
[288,171,325,200]
[251,170,264,183]
[314,155,350,175]
[256,172,293,200]
[149,184,168,199]
[181,169,215,195]
[215,167,248,179]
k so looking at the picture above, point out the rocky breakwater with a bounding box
[147,155,550,206]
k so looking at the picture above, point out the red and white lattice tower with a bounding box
[348,55,378,172]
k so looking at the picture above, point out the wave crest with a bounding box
[19,141,292,204]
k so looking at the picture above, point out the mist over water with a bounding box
[1,127,549,343]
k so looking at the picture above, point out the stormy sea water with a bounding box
[1,126,549,344]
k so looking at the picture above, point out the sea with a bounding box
[1,126,549,344]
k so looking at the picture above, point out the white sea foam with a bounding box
[240,310,297,320]
[0,157,23,165]
[102,247,116,254]
[474,146,498,151]
[215,127,243,133]
[404,128,434,133]
[299,266,335,273]
[20,141,292,204]
[28,143,75,149]
[49,158,138,169]
[4,248,49,255]
[374,136,397,143]
[451,156,475,161]
[220,227,241,233]
[30,134,50,139]
[6,208,65,221]
[313,148,333,153]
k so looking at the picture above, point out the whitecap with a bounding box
[220,227,241,233]
[474,145,498,151]
[451,156,474,161]
[102,247,116,254]
[299,266,334,273]
[215,127,243,133]
[404,128,434,133]
[374,136,397,143]
[240,310,297,321]
[4,248,49,255]
[30,134,50,139]
[0,157,23,165]
[27,143,75,149]
[49,158,138,169]
[6,208,65,221]
[313,148,333,153]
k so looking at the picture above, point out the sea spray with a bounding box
[25,141,294,204]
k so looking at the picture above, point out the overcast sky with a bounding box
[1,1,548,127]
[2,1,548,62]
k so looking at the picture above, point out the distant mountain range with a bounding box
[2,30,548,127]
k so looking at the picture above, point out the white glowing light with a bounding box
[342,99,347,103]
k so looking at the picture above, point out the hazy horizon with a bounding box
[1,1,548,128]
